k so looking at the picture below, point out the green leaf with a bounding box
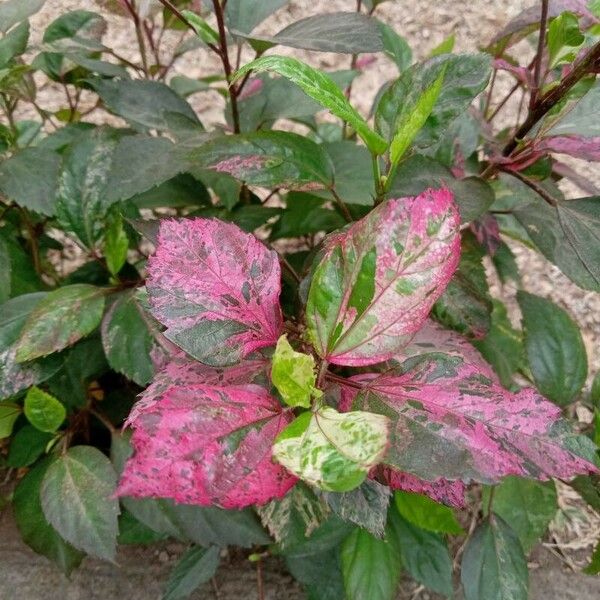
[379,22,412,71]
[101,291,155,386]
[225,0,288,35]
[24,386,66,432]
[273,407,389,492]
[390,511,453,597]
[117,510,168,545]
[517,291,587,406]
[474,300,523,388]
[232,56,387,155]
[271,335,321,408]
[41,445,120,561]
[394,490,463,535]
[0,147,61,215]
[0,20,30,68]
[257,484,329,547]
[389,154,494,223]
[129,173,210,209]
[0,348,62,400]
[270,193,344,240]
[388,67,445,167]
[163,545,220,600]
[181,10,219,45]
[461,516,528,600]
[376,54,491,151]
[0,292,46,347]
[429,33,455,57]
[510,182,600,291]
[432,232,492,339]
[324,479,391,538]
[90,79,201,132]
[7,424,53,467]
[0,0,45,34]
[547,12,585,69]
[0,233,43,298]
[104,210,128,276]
[15,284,105,362]
[0,401,20,438]
[341,521,401,600]
[286,549,346,600]
[482,477,558,552]
[233,12,384,54]
[187,131,334,190]
[584,539,600,575]
[13,457,84,575]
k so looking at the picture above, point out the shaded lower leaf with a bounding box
[394,490,463,535]
[15,284,106,362]
[286,548,346,600]
[7,425,53,467]
[41,446,120,561]
[13,457,84,575]
[0,401,21,438]
[461,515,528,600]
[163,545,220,600]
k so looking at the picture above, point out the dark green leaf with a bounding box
[15,284,106,362]
[163,545,220,600]
[461,516,528,600]
[0,233,43,297]
[283,515,354,558]
[7,424,53,467]
[482,477,558,552]
[474,300,523,388]
[569,474,600,512]
[117,510,168,545]
[225,0,288,35]
[234,13,384,54]
[286,549,346,600]
[13,457,84,575]
[0,292,46,347]
[584,540,600,575]
[0,0,45,34]
[41,445,120,561]
[544,81,600,138]
[389,154,494,223]
[91,79,201,132]
[101,291,155,386]
[233,56,387,154]
[341,520,401,600]
[0,20,30,67]
[324,479,391,538]
[24,386,66,432]
[0,147,61,215]
[187,131,334,190]
[389,510,453,597]
[129,173,210,209]
[270,193,345,240]
[394,491,463,535]
[518,291,587,405]
[433,232,492,339]
[379,22,412,71]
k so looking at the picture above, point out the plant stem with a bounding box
[483,67,497,118]
[487,485,496,515]
[212,0,241,134]
[530,0,549,109]
[317,360,329,388]
[122,0,149,76]
[371,154,385,204]
[499,166,558,206]
[330,187,353,222]
[20,208,42,274]
[502,40,600,157]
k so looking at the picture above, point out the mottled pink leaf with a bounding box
[535,136,600,162]
[126,352,269,426]
[119,383,296,508]
[147,218,282,366]
[340,354,597,484]
[306,188,461,366]
[374,467,466,508]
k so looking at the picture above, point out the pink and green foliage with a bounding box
[306,188,461,366]
[146,218,283,366]
[118,382,296,508]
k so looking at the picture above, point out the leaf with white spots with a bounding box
[147,218,283,366]
[273,407,389,492]
[305,188,460,366]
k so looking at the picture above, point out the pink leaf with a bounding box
[147,218,282,366]
[535,136,600,162]
[306,188,461,366]
[340,354,597,484]
[374,467,466,508]
[119,382,296,508]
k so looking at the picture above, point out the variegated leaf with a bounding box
[305,188,460,366]
[341,354,597,484]
[273,407,389,492]
[119,383,296,508]
[147,218,283,366]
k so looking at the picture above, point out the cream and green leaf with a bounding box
[271,335,322,408]
[272,407,389,492]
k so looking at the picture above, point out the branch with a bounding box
[530,0,549,108]
[502,40,600,157]
[499,167,558,207]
